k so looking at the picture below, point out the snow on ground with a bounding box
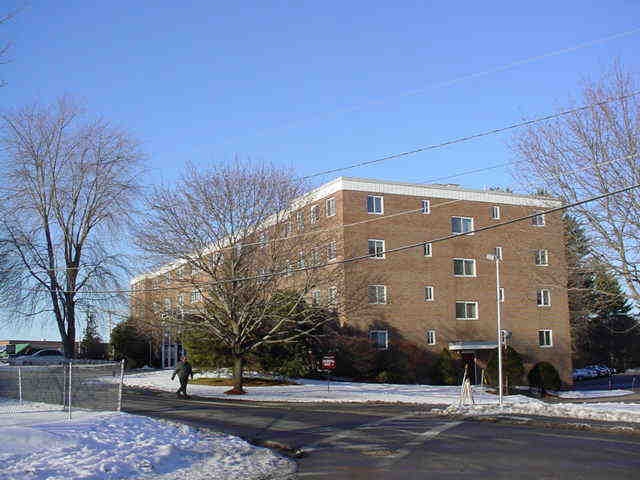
[440,399,640,424]
[555,389,633,399]
[0,398,294,480]
[124,369,640,424]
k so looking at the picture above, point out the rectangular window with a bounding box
[453,258,476,276]
[190,290,202,303]
[368,285,387,304]
[535,249,548,266]
[451,216,474,234]
[296,211,304,231]
[368,239,385,259]
[369,330,388,350]
[310,248,320,266]
[298,251,305,269]
[284,261,293,277]
[491,206,500,219]
[152,279,159,290]
[327,240,337,260]
[326,197,336,217]
[366,195,383,214]
[455,301,478,320]
[426,330,436,345]
[494,246,503,260]
[259,232,267,249]
[163,297,171,309]
[235,242,243,257]
[538,329,553,347]
[421,199,430,214]
[424,286,434,302]
[177,294,184,306]
[537,289,551,306]
[328,286,337,306]
[532,212,546,226]
[258,268,269,283]
[423,242,432,257]
[310,205,320,224]
[311,290,321,306]
[284,220,292,237]
[499,287,505,302]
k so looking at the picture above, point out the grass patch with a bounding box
[192,377,298,387]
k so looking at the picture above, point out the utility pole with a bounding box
[487,253,503,407]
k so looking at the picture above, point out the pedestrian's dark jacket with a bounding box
[172,360,193,382]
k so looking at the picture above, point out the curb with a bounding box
[252,439,305,459]
[444,413,640,436]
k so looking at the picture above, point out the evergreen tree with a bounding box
[80,311,105,359]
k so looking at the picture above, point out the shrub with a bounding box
[528,361,561,392]
[110,320,150,369]
[430,348,461,385]
[486,346,525,392]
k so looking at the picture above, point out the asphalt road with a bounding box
[123,388,640,479]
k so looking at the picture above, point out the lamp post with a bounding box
[487,253,503,406]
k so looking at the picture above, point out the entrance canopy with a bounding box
[448,341,498,351]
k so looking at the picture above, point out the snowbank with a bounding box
[0,398,294,480]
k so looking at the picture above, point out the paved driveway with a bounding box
[123,388,640,479]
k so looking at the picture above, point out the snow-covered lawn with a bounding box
[0,398,294,480]
[124,369,640,424]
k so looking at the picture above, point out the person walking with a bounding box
[171,355,194,398]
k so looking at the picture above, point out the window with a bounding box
[451,216,474,234]
[500,329,510,345]
[499,288,505,302]
[367,195,383,214]
[535,249,548,266]
[328,286,337,306]
[190,290,202,303]
[177,294,184,306]
[426,330,436,345]
[296,211,304,231]
[310,205,320,224]
[327,240,337,261]
[176,266,185,279]
[326,197,336,217]
[152,279,159,290]
[423,243,432,257]
[235,242,243,256]
[537,289,551,306]
[369,330,388,350]
[284,220,292,237]
[259,232,267,249]
[455,301,478,320]
[538,329,553,347]
[421,199,430,214]
[368,239,385,259]
[494,246,503,260]
[311,290,321,306]
[532,212,546,226]
[258,268,269,283]
[424,286,434,302]
[368,285,387,304]
[491,206,500,219]
[310,248,320,266]
[298,251,305,269]
[163,298,171,309]
[453,258,476,276]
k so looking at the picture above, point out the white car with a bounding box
[9,349,67,365]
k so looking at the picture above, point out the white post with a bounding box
[18,367,22,405]
[117,359,125,412]
[62,364,66,407]
[495,256,503,407]
[67,361,72,420]
[161,324,165,369]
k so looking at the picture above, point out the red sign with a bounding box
[322,355,336,370]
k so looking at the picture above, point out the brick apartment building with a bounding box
[131,177,572,384]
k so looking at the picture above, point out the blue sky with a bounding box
[3,1,640,340]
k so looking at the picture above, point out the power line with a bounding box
[216,27,640,148]
[302,91,640,179]
[57,179,640,295]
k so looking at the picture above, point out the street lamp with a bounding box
[486,253,503,407]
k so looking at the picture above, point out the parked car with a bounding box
[9,349,67,365]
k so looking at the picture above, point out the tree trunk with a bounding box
[226,354,245,395]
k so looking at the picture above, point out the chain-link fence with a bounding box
[0,361,124,417]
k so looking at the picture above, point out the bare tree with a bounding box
[0,98,145,357]
[134,161,351,393]
[511,62,640,306]
[0,7,20,87]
